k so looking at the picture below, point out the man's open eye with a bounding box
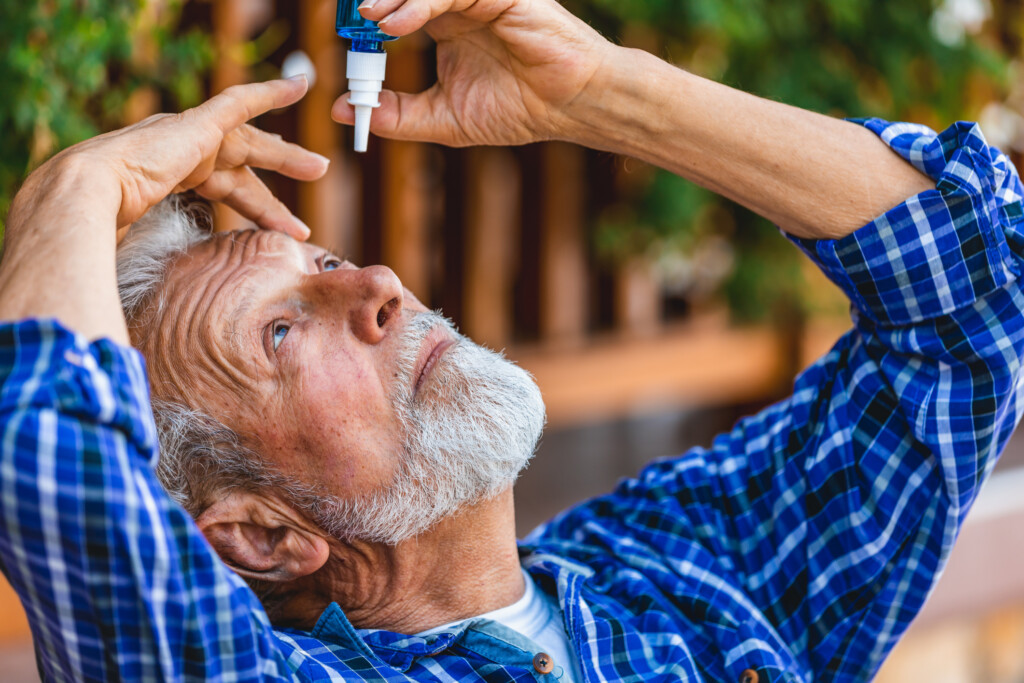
[272,323,290,351]
[324,257,342,271]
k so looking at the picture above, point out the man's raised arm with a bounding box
[0,79,328,680]
[528,119,1024,679]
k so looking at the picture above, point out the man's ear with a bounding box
[195,490,330,583]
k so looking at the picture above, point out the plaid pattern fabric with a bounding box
[0,118,1021,682]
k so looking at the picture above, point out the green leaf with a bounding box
[0,0,212,230]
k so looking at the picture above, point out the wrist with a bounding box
[8,154,121,238]
[0,151,128,343]
[48,153,122,210]
[555,46,683,154]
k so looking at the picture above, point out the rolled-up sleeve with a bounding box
[792,119,1023,326]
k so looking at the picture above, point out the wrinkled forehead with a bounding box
[169,228,308,295]
[167,228,332,333]
[139,229,315,403]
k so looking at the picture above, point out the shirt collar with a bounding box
[309,552,594,671]
[311,602,468,672]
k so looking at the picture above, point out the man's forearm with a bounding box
[563,47,935,240]
[0,158,128,343]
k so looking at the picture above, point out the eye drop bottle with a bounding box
[336,0,397,152]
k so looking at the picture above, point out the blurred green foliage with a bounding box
[577,0,1007,320]
[0,0,212,229]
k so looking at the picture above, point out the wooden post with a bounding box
[210,0,249,94]
[210,0,253,233]
[378,36,430,301]
[123,0,161,125]
[991,0,1024,176]
[297,0,358,254]
[538,142,588,345]
[463,147,520,348]
[614,257,662,337]
[607,152,662,337]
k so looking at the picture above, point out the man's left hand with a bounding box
[0,78,327,343]
[36,77,328,239]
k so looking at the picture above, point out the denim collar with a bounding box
[308,546,594,673]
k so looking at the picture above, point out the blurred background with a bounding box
[0,0,1022,680]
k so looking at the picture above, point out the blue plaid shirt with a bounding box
[1,119,1022,682]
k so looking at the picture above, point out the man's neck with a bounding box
[267,489,524,634]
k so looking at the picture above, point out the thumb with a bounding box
[331,86,469,147]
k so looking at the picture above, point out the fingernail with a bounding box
[314,153,331,167]
[295,217,312,239]
[378,11,394,25]
[358,0,376,9]
[288,74,308,81]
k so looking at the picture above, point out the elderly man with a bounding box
[1,0,1022,680]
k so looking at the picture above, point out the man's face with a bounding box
[143,229,545,543]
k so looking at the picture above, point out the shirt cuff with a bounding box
[790,119,1024,326]
[0,318,158,464]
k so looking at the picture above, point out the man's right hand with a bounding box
[331,0,614,147]
[337,0,934,242]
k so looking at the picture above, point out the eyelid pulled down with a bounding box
[273,322,290,351]
[263,320,290,357]
[317,253,345,272]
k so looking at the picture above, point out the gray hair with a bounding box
[117,196,211,345]
[117,197,282,516]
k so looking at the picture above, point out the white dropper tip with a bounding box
[353,105,373,153]
[346,49,387,153]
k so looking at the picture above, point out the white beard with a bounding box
[306,311,546,545]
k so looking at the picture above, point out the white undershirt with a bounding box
[418,569,581,682]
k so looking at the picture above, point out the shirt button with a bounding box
[532,652,555,674]
[739,669,759,683]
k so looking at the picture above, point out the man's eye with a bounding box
[324,257,342,271]
[272,323,289,351]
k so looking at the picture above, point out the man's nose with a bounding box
[345,265,404,343]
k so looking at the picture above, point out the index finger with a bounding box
[191,77,310,135]
[361,0,505,37]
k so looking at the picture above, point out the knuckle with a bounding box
[220,84,246,100]
[173,109,202,127]
[240,124,264,143]
[197,174,228,200]
[145,112,175,125]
